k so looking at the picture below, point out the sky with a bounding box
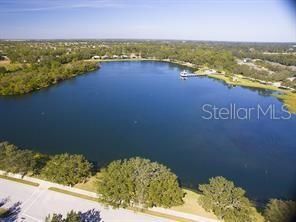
[0,0,296,42]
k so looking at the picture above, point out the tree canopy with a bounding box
[264,199,296,222]
[198,176,256,222]
[97,157,184,208]
[0,141,47,175]
[41,153,93,186]
[46,209,102,222]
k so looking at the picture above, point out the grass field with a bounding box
[74,173,101,192]
[172,189,217,219]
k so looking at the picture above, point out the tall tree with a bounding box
[198,176,257,222]
[41,153,93,186]
[97,157,183,208]
[264,199,296,222]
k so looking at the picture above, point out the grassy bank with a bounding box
[0,174,39,187]
[74,175,217,220]
[206,73,296,113]
[277,92,296,113]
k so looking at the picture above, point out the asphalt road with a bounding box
[0,179,173,222]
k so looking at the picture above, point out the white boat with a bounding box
[180,70,188,77]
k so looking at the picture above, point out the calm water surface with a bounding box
[0,61,295,201]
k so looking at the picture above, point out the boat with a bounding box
[180,70,188,77]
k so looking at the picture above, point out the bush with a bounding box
[198,176,256,222]
[264,199,296,222]
[41,153,93,186]
[97,157,184,208]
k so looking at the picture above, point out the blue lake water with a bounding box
[0,61,295,201]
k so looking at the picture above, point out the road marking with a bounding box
[21,189,40,208]
[23,189,46,213]
[22,213,42,222]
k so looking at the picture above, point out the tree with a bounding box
[0,67,7,74]
[264,199,296,222]
[0,141,35,175]
[46,209,102,222]
[97,157,183,208]
[198,176,256,222]
[41,153,93,186]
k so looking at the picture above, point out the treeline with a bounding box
[1,41,295,95]
[233,50,296,66]
[0,141,295,222]
[0,61,98,95]
[233,64,295,82]
[1,41,237,72]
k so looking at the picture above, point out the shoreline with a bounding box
[2,58,295,113]
[90,58,296,113]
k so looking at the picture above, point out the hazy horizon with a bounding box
[0,0,296,42]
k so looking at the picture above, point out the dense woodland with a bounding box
[0,141,295,222]
[0,40,295,95]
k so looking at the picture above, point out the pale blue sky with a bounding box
[0,0,295,42]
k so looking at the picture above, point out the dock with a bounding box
[180,71,207,78]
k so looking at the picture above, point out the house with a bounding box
[121,55,128,59]
[101,55,109,59]
[112,55,119,59]
[92,55,100,60]
[130,53,137,59]
[243,58,251,63]
[287,77,296,82]
[232,76,239,82]
[204,69,217,74]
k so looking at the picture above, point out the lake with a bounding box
[0,61,295,201]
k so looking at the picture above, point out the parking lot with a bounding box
[0,179,172,222]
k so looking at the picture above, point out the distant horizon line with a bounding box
[0,38,295,44]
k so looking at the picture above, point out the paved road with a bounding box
[0,179,173,222]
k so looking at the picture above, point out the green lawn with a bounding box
[48,187,99,202]
[0,175,39,187]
